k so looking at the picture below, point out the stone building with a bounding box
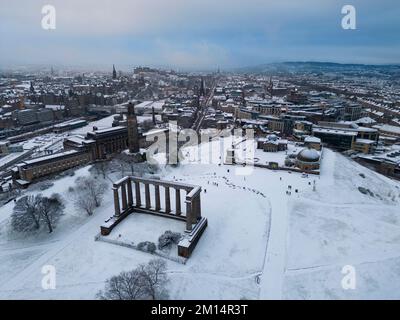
[344,103,362,121]
[287,89,308,104]
[356,154,400,179]
[265,116,284,132]
[352,139,376,154]
[262,140,287,152]
[313,127,357,150]
[252,103,282,116]
[296,148,321,171]
[64,126,129,161]
[86,126,129,160]
[293,120,313,139]
[257,135,288,152]
[16,150,91,184]
[304,136,322,151]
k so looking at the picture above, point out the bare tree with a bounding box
[74,191,96,216]
[139,258,169,300]
[97,270,145,300]
[37,193,64,233]
[110,156,158,179]
[97,259,169,300]
[92,161,111,181]
[115,153,135,176]
[11,195,41,232]
[75,176,107,208]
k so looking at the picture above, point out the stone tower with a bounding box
[200,77,205,97]
[152,106,156,125]
[267,76,273,98]
[127,102,140,153]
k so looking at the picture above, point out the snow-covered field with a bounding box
[235,140,302,167]
[0,137,399,299]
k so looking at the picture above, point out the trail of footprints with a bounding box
[172,172,267,198]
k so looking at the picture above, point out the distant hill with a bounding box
[235,61,400,74]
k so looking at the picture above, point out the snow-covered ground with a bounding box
[234,140,303,168]
[0,137,399,299]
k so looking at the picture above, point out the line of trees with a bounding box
[92,156,160,181]
[11,193,64,233]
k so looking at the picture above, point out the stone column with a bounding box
[135,181,141,207]
[175,188,181,215]
[113,186,120,217]
[145,183,151,209]
[121,182,127,211]
[190,197,197,224]
[155,185,161,211]
[127,178,133,207]
[198,196,202,218]
[192,196,200,223]
[185,194,192,231]
[165,186,171,214]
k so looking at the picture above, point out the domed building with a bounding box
[296,148,321,171]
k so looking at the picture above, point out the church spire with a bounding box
[112,64,117,79]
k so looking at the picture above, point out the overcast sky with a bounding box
[0,0,399,70]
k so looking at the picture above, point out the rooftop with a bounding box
[21,150,79,166]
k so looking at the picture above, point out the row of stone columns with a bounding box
[114,178,189,218]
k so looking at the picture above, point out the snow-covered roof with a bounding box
[355,117,376,125]
[304,136,321,143]
[373,124,400,135]
[355,139,376,145]
[297,148,320,162]
[21,150,78,166]
[313,128,357,136]
[45,104,65,110]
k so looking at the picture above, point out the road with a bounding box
[193,78,217,133]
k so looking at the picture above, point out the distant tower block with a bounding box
[127,103,140,153]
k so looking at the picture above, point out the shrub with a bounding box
[137,241,157,254]
[158,231,181,250]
